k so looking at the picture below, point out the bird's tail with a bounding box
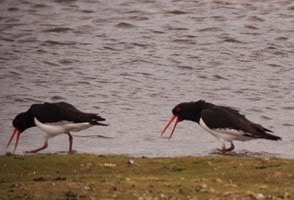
[90,121,109,126]
[260,127,282,141]
[254,123,281,141]
[90,115,108,126]
[263,132,282,141]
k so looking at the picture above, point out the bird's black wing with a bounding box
[55,102,107,124]
[29,102,106,124]
[200,107,247,131]
[200,106,280,140]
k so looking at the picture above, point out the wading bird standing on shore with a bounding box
[161,100,281,153]
[7,102,108,154]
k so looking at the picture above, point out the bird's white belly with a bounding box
[34,118,92,138]
[199,118,252,142]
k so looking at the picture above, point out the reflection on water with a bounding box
[0,0,293,158]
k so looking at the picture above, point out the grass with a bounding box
[0,154,293,200]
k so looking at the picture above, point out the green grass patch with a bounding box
[0,154,293,200]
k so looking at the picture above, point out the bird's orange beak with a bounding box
[6,128,21,153]
[160,115,180,141]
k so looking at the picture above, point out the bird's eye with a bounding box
[175,107,182,113]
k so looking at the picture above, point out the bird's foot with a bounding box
[24,142,48,154]
[217,143,235,154]
[67,150,77,154]
[24,150,38,154]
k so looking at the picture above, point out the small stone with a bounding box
[200,183,207,189]
[245,190,255,196]
[128,159,134,165]
[209,187,215,193]
[284,192,290,198]
[255,193,265,199]
[223,191,234,197]
[101,163,116,168]
[84,185,90,190]
[195,183,208,192]
[214,178,223,183]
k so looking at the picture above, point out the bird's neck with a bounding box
[189,101,213,123]
[25,112,36,129]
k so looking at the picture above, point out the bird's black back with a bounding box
[29,102,106,124]
[200,103,281,140]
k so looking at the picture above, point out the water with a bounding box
[0,0,293,158]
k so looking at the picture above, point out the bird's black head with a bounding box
[172,101,204,123]
[12,112,35,133]
[161,100,206,141]
[7,111,35,153]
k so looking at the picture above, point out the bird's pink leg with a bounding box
[226,142,235,152]
[25,140,48,153]
[67,132,74,154]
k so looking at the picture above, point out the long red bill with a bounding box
[6,128,17,148]
[14,130,21,153]
[160,115,177,136]
[160,115,180,141]
[6,128,21,153]
[168,118,179,141]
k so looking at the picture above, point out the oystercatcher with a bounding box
[7,102,108,154]
[160,100,281,153]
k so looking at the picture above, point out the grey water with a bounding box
[0,0,293,158]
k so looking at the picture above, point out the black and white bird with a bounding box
[7,102,108,154]
[160,100,281,153]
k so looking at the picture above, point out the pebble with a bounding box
[101,163,116,168]
[255,193,265,200]
[128,159,134,165]
[214,178,223,183]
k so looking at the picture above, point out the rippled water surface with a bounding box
[0,0,293,158]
